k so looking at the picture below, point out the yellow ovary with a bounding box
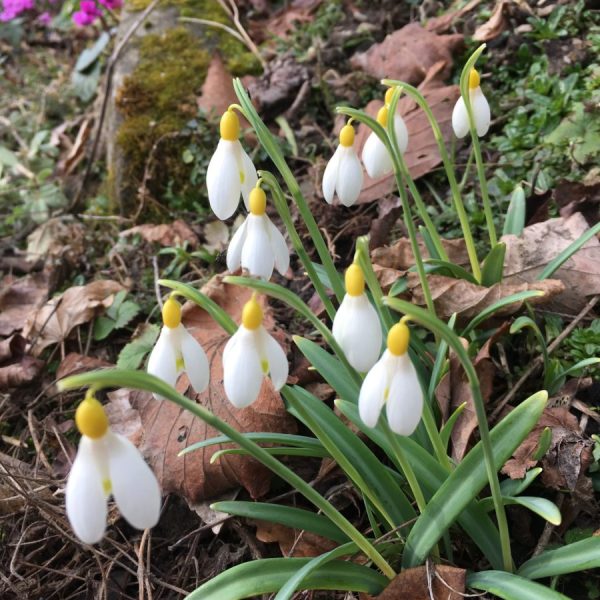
[220,109,240,141]
[162,297,182,329]
[345,263,365,297]
[469,69,480,90]
[376,105,389,127]
[242,297,263,330]
[387,322,410,356]
[339,124,355,147]
[249,187,267,215]
[75,396,109,440]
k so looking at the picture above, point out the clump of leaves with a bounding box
[93,291,141,341]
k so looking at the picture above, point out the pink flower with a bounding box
[72,0,101,26]
[37,11,51,24]
[0,0,35,21]
[98,0,122,9]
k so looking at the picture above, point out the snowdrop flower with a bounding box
[223,296,288,408]
[66,393,161,544]
[359,319,423,435]
[147,296,209,396]
[332,263,382,372]
[322,122,363,207]
[207,108,258,220]
[452,68,491,139]
[362,88,409,179]
[227,186,289,280]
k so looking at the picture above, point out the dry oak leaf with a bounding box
[120,220,199,248]
[502,213,600,314]
[197,54,239,118]
[254,520,336,557]
[23,280,124,356]
[25,216,86,266]
[108,276,296,503]
[0,355,44,389]
[0,272,49,337]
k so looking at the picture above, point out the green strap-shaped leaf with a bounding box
[185,557,387,600]
[499,468,542,497]
[467,570,570,600]
[212,501,350,544]
[402,390,547,568]
[518,536,600,579]
[424,259,479,284]
[478,495,561,525]
[481,242,506,286]
[503,185,526,236]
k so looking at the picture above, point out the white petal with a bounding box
[147,328,178,397]
[108,432,161,530]
[268,220,289,276]
[240,146,258,210]
[179,325,210,393]
[258,327,288,390]
[322,146,342,204]
[223,328,264,408]
[472,87,491,137]
[65,438,108,544]
[333,294,382,372]
[386,355,424,436]
[358,355,390,428]
[393,114,409,154]
[227,218,248,273]
[362,132,393,179]
[451,96,469,139]
[242,215,274,280]
[206,140,242,220]
[336,147,363,207]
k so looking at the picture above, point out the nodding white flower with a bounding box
[359,320,423,436]
[322,123,363,207]
[207,108,258,220]
[452,68,491,139]
[223,296,288,408]
[332,263,382,372]
[66,394,161,544]
[147,296,209,396]
[227,186,289,280]
[362,88,409,179]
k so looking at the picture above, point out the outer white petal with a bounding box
[322,146,342,204]
[333,294,382,372]
[206,140,242,220]
[240,146,258,210]
[336,147,363,207]
[472,87,491,137]
[242,215,274,280]
[358,354,391,428]
[223,328,264,408]
[451,96,469,139]
[258,327,288,390]
[386,355,424,436]
[268,220,290,276]
[179,325,209,393]
[65,437,108,544]
[147,327,178,395]
[394,114,409,154]
[108,432,161,530]
[227,218,248,273]
[362,132,393,179]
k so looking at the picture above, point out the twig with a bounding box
[69,0,161,212]
[491,295,599,420]
[532,494,564,557]
[152,256,163,310]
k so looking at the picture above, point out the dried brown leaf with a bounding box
[120,220,199,248]
[0,355,44,389]
[425,0,483,33]
[108,276,295,503]
[372,237,469,270]
[197,54,238,118]
[56,352,113,381]
[0,272,49,337]
[0,334,26,363]
[253,520,336,557]
[473,0,509,41]
[26,217,86,266]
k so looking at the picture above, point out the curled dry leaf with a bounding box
[0,272,49,337]
[120,220,199,248]
[425,0,483,33]
[253,520,336,557]
[56,352,113,381]
[107,275,296,503]
[197,54,239,118]
[0,355,44,389]
[473,0,509,41]
[23,280,124,356]
[372,237,469,270]
[26,217,86,266]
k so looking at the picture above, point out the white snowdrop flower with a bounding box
[322,123,363,207]
[362,93,409,179]
[452,68,491,139]
[332,263,382,372]
[66,394,161,544]
[226,186,289,280]
[147,296,209,397]
[223,296,288,408]
[359,319,423,436]
[207,108,258,220]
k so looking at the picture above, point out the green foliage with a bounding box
[93,291,141,341]
[559,318,600,379]
[116,323,160,370]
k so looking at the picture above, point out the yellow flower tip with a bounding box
[339,124,355,147]
[220,109,240,141]
[345,263,365,297]
[469,68,480,90]
[249,186,267,215]
[387,322,410,356]
[162,297,181,329]
[376,105,389,127]
[384,87,395,105]
[75,396,109,439]
[242,297,263,330]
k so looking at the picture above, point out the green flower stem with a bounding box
[384,297,513,572]
[382,78,482,283]
[57,370,395,579]
[223,275,362,388]
[458,44,497,248]
[233,79,345,303]
[259,170,337,321]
